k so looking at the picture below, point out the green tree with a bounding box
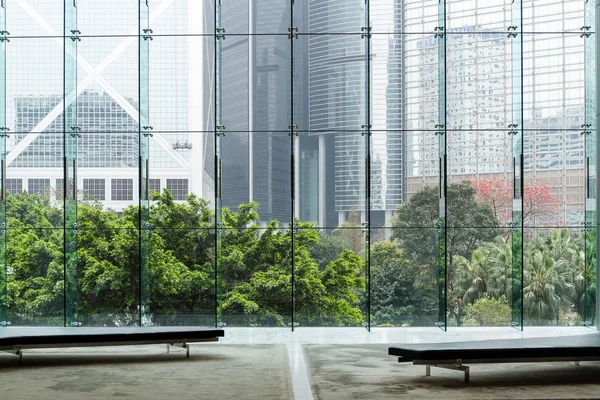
[463,295,511,327]
[370,241,436,326]
[523,248,573,325]
[391,181,500,269]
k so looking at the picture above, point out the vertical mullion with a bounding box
[365,0,371,332]
[510,0,524,331]
[64,0,78,327]
[291,0,296,332]
[215,0,223,328]
[584,0,596,328]
[139,0,150,327]
[0,0,6,328]
[437,0,447,332]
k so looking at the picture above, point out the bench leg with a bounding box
[574,361,580,366]
[166,344,170,354]
[426,363,470,383]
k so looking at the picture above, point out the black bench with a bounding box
[389,332,600,382]
[0,327,224,363]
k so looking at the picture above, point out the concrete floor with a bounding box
[219,326,593,399]
[0,326,594,399]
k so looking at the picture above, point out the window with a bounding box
[28,179,51,197]
[149,179,161,194]
[6,179,23,195]
[83,179,106,200]
[111,179,133,201]
[166,179,188,201]
[56,178,64,201]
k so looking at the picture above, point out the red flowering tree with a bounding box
[471,177,563,227]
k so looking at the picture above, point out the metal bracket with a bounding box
[70,126,82,138]
[69,30,81,42]
[361,221,369,233]
[581,26,591,38]
[288,27,298,39]
[217,125,226,137]
[143,125,154,137]
[216,27,226,40]
[434,26,444,38]
[507,26,518,38]
[434,124,445,136]
[142,29,154,41]
[361,26,372,39]
[361,124,372,136]
[0,127,10,138]
[0,30,10,43]
[288,124,299,137]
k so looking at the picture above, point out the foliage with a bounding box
[370,241,436,327]
[4,190,365,327]
[2,180,597,328]
[463,295,511,327]
[472,177,563,226]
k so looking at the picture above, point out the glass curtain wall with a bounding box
[0,0,595,330]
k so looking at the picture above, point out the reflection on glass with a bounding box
[0,0,595,330]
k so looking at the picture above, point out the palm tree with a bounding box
[523,249,573,325]
[481,236,513,301]
[448,249,490,326]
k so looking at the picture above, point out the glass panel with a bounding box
[221,131,291,226]
[221,0,290,35]
[297,131,365,229]
[149,0,215,36]
[76,228,139,326]
[149,132,216,226]
[77,0,138,37]
[437,0,446,331]
[7,0,63,38]
[220,35,291,133]
[64,0,78,327]
[584,0,596,328]
[0,0,6,327]
[293,227,366,327]
[215,0,223,327]
[149,229,215,326]
[446,227,513,327]
[140,0,150,326]
[6,39,64,225]
[371,228,438,327]
[446,131,513,229]
[295,34,365,133]
[523,34,585,132]
[524,227,587,326]
[371,0,438,34]
[7,228,64,326]
[447,0,510,33]
[522,0,584,34]
[221,227,292,327]
[76,37,139,135]
[149,36,215,133]
[511,0,523,329]
[300,0,365,34]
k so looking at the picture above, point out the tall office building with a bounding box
[404,0,586,226]
[220,1,292,225]
[303,0,406,227]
